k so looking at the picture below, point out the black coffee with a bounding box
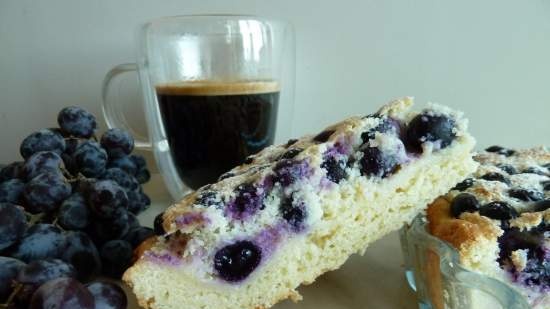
[156,81,279,189]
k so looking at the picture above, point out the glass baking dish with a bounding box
[399,215,531,309]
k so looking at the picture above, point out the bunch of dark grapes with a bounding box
[0,106,155,309]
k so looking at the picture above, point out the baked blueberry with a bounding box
[452,178,474,191]
[541,180,550,191]
[285,139,298,147]
[497,164,517,175]
[153,212,165,236]
[498,228,543,264]
[450,193,480,218]
[280,148,302,160]
[312,130,335,143]
[273,160,309,186]
[244,157,254,164]
[321,157,346,183]
[219,172,235,180]
[227,183,264,219]
[359,147,399,178]
[360,117,402,143]
[532,200,550,212]
[214,241,262,282]
[485,145,515,157]
[280,195,306,232]
[479,201,518,221]
[195,191,218,208]
[480,172,510,185]
[405,113,455,153]
[521,167,547,176]
[508,188,544,202]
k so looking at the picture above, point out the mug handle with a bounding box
[102,63,153,150]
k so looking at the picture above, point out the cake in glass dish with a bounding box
[427,146,550,308]
[124,97,477,309]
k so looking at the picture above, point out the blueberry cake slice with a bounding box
[428,146,550,308]
[125,97,477,309]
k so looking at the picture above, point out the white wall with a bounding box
[1,0,550,164]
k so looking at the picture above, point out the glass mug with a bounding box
[102,15,295,200]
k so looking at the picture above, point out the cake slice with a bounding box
[124,97,477,309]
[428,146,550,308]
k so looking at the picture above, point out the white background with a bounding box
[1,0,550,164]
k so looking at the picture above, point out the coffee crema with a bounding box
[156,80,280,189]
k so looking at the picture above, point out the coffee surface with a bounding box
[157,81,279,189]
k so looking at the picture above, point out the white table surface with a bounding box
[129,174,419,309]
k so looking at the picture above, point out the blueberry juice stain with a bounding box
[156,81,280,189]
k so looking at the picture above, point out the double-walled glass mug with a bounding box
[102,15,295,200]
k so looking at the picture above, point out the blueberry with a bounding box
[0,161,24,182]
[361,117,402,143]
[227,183,264,219]
[108,156,137,176]
[273,159,310,186]
[87,180,128,219]
[533,200,550,212]
[61,231,101,281]
[479,201,518,221]
[285,139,298,147]
[0,257,25,302]
[280,148,302,160]
[518,258,550,288]
[123,226,154,248]
[23,151,64,181]
[450,193,480,218]
[0,178,25,204]
[321,157,346,183]
[23,171,71,214]
[312,130,335,143]
[522,167,547,176]
[100,240,133,278]
[480,172,510,185]
[508,188,544,202]
[0,203,27,250]
[218,172,235,181]
[153,212,165,235]
[497,228,543,264]
[58,193,90,230]
[29,277,94,309]
[101,167,139,191]
[280,195,306,232]
[405,113,455,153]
[214,241,262,282]
[10,224,66,263]
[73,141,108,177]
[195,191,218,208]
[86,281,127,309]
[57,106,97,138]
[497,164,517,175]
[485,145,515,157]
[20,129,66,159]
[100,129,134,159]
[359,147,399,178]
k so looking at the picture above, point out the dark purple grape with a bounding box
[280,195,306,232]
[29,277,94,309]
[479,201,518,221]
[321,157,346,183]
[100,129,134,159]
[20,129,66,159]
[135,168,151,184]
[405,113,456,153]
[101,168,138,191]
[87,208,130,245]
[0,161,24,182]
[86,281,127,309]
[480,172,511,185]
[126,189,147,215]
[123,226,154,248]
[312,130,335,143]
[0,203,27,250]
[0,179,25,205]
[107,156,137,176]
[23,171,71,214]
[87,180,128,219]
[508,188,544,202]
[359,147,399,178]
[0,257,25,302]
[57,106,97,138]
[100,240,133,278]
[58,193,90,230]
[214,241,262,282]
[64,138,81,155]
[129,154,146,170]
[127,212,140,229]
[61,231,101,281]
[485,145,515,157]
[450,193,480,217]
[10,224,66,263]
[23,151,64,181]
[153,212,165,235]
[73,141,108,178]
[15,259,76,304]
